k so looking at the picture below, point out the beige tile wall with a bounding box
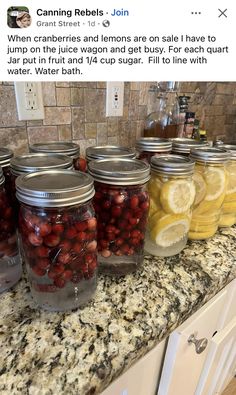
[0,81,236,156]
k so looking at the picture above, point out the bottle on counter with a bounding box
[189,147,230,240]
[0,166,22,293]
[218,144,236,227]
[88,158,150,276]
[136,137,172,164]
[199,129,207,142]
[86,145,136,162]
[177,95,190,138]
[145,155,196,257]
[29,141,87,172]
[191,119,200,140]
[16,170,97,311]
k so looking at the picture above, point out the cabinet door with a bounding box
[101,338,166,395]
[195,317,236,395]
[158,289,227,395]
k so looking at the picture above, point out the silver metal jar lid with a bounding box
[0,167,5,185]
[88,158,150,185]
[16,170,94,207]
[218,144,236,159]
[0,148,14,167]
[171,138,208,154]
[136,137,172,152]
[151,155,195,176]
[190,147,230,164]
[29,141,80,157]
[11,153,73,176]
[86,145,136,161]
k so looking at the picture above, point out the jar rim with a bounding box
[151,154,195,175]
[86,145,136,161]
[136,137,172,152]
[16,170,94,207]
[29,141,80,157]
[0,148,14,167]
[190,147,230,163]
[171,138,209,153]
[11,153,73,176]
[88,158,150,185]
[219,144,236,159]
[0,167,5,185]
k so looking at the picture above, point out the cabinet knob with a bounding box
[188,334,208,354]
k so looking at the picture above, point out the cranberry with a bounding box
[52,223,64,234]
[75,221,88,232]
[32,266,46,276]
[87,240,97,252]
[37,222,52,237]
[114,194,125,204]
[59,240,72,252]
[140,201,150,210]
[61,269,73,281]
[65,227,77,239]
[87,217,97,230]
[101,249,112,258]
[103,200,111,210]
[44,234,60,247]
[100,239,109,249]
[73,157,87,172]
[48,264,64,279]
[76,231,87,242]
[28,233,43,247]
[36,246,50,258]
[53,277,66,288]
[130,195,139,209]
[37,258,50,270]
[111,206,122,217]
[73,242,83,254]
[58,252,71,265]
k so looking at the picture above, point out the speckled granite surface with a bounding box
[0,227,235,395]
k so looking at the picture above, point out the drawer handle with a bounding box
[188,334,208,354]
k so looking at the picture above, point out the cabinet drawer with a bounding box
[158,288,228,395]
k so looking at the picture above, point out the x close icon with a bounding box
[218,9,227,18]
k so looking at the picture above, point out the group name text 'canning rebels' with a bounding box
[36,9,104,18]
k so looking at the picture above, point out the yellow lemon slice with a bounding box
[192,193,225,215]
[225,192,236,203]
[219,214,236,227]
[203,167,226,201]
[190,221,218,233]
[193,172,207,206]
[148,210,167,230]
[188,226,218,240]
[160,179,196,214]
[149,198,161,217]
[148,177,162,200]
[221,201,236,213]
[226,163,236,194]
[150,214,190,247]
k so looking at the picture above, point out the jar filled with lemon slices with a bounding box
[145,155,196,257]
[189,147,230,239]
[218,145,236,227]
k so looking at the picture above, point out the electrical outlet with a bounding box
[14,82,45,120]
[106,82,124,117]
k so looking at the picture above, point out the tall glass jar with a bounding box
[189,148,230,239]
[0,148,14,201]
[29,141,87,172]
[88,159,150,275]
[0,167,22,293]
[16,170,97,311]
[218,145,236,227]
[136,138,172,164]
[171,138,208,157]
[145,155,195,257]
[86,145,136,162]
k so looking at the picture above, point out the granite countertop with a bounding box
[0,226,236,395]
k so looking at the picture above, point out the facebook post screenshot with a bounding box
[0,1,236,395]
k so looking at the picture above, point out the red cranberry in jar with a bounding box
[0,167,22,293]
[16,169,97,311]
[88,158,150,276]
[0,148,15,208]
[29,141,87,172]
[136,138,172,164]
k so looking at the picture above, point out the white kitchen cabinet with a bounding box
[158,279,236,395]
[101,338,167,395]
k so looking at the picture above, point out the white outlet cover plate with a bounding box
[14,82,45,121]
[106,81,124,117]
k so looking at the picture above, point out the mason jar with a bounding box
[0,148,14,203]
[136,137,172,164]
[16,170,97,311]
[218,145,236,227]
[86,145,136,162]
[0,167,22,293]
[29,141,87,172]
[171,138,208,156]
[88,159,150,276]
[145,155,195,257]
[189,147,230,239]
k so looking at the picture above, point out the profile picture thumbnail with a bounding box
[7,6,32,28]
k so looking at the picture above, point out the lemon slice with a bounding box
[192,193,225,215]
[226,163,236,194]
[150,214,190,247]
[188,226,217,240]
[225,192,236,203]
[148,210,166,230]
[222,201,236,213]
[190,221,218,233]
[193,172,207,206]
[219,213,236,227]
[148,177,162,200]
[204,167,226,201]
[160,179,195,214]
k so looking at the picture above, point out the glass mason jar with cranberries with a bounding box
[29,141,87,172]
[171,138,208,156]
[88,159,150,276]
[0,148,14,203]
[136,137,172,164]
[86,145,136,162]
[16,170,97,311]
[0,167,22,293]
[145,155,196,257]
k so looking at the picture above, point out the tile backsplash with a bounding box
[0,81,236,156]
